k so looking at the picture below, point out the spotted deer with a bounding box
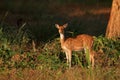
[55,23,95,68]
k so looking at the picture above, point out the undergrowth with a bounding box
[0,25,120,80]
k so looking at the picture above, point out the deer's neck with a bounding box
[60,33,65,45]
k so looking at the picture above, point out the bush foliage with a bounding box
[0,24,119,80]
[0,25,119,70]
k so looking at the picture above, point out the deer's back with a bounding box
[63,34,93,51]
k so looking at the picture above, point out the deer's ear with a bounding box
[63,23,68,28]
[55,24,59,29]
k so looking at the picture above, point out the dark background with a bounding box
[0,0,112,42]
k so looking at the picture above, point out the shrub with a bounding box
[93,36,120,67]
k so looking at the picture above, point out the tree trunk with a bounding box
[106,0,120,39]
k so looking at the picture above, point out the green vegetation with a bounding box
[0,24,119,80]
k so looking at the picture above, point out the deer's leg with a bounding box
[91,51,95,67]
[65,51,69,66]
[68,51,72,68]
[65,50,72,68]
[90,51,95,68]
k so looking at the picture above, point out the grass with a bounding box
[0,28,119,80]
[0,65,119,80]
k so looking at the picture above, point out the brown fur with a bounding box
[55,23,95,68]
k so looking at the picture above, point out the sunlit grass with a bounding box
[0,27,119,80]
[0,65,119,80]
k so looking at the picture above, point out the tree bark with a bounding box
[106,0,120,39]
